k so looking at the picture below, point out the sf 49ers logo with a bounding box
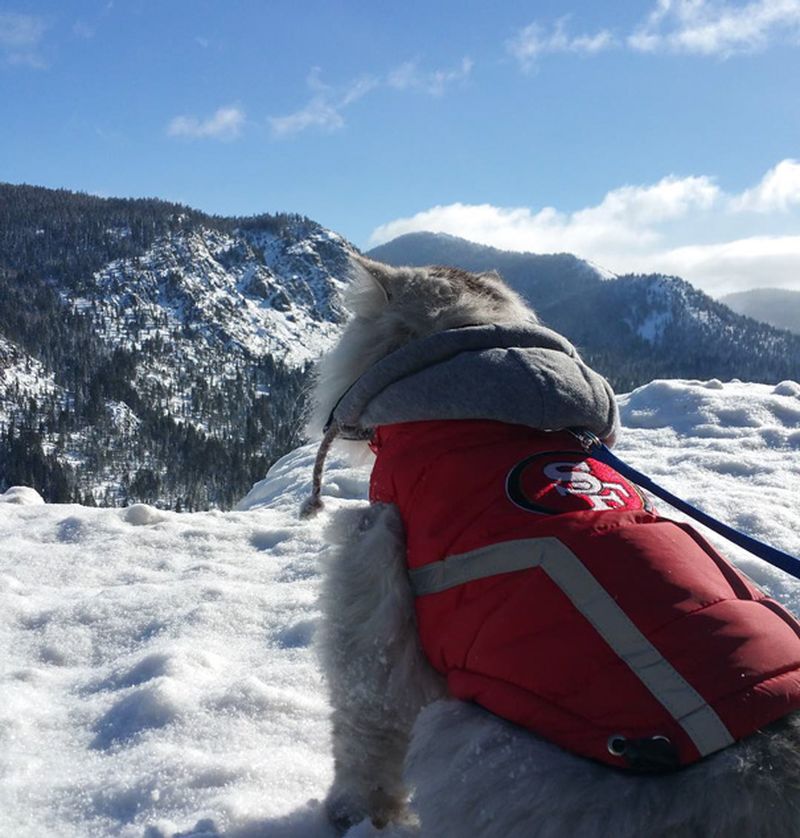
[543,461,631,510]
[506,451,648,515]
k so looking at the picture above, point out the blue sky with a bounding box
[2,1,800,294]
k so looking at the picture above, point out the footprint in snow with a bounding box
[90,685,180,750]
[273,618,317,649]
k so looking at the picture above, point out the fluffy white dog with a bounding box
[305,256,800,838]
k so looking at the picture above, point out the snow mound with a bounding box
[121,503,168,526]
[617,379,800,598]
[0,485,45,505]
[237,445,370,514]
[620,378,800,444]
[774,380,800,398]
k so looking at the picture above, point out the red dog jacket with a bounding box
[369,418,800,771]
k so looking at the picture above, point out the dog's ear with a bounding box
[352,254,391,301]
[345,255,394,316]
[478,269,504,285]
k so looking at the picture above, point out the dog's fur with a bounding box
[311,256,800,837]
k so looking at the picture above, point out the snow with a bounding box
[2,221,354,505]
[108,401,142,434]
[636,309,671,343]
[0,334,63,426]
[584,259,617,281]
[618,379,800,597]
[0,486,44,505]
[1,379,800,837]
[86,226,351,371]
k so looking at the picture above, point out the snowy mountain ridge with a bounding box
[76,225,349,367]
[0,184,354,508]
[625,274,725,344]
[69,224,350,435]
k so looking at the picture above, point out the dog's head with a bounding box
[308,255,537,436]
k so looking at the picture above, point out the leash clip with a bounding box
[570,428,602,454]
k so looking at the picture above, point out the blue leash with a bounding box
[572,430,800,582]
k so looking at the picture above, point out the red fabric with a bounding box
[369,419,800,768]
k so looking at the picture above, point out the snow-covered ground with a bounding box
[1,379,800,838]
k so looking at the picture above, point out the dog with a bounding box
[306,255,800,837]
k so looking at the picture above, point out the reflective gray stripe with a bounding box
[409,537,735,758]
[409,538,544,596]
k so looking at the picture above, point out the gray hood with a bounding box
[328,323,619,444]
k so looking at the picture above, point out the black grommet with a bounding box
[612,734,680,772]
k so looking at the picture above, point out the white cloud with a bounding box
[268,72,378,138]
[507,2,800,70]
[652,235,800,292]
[507,18,615,70]
[269,70,379,138]
[629,0,800,56]
[730,159,800,212]
[571,175,720,244]
[0,11,48,68]
[339,75,381,106]
[270,59,472,138]
[368,161,800,295]
[0,11,45,47]
[268,97,345,137]
[370,176,720,254]
[387,57,473,96]
[167,105,245,141]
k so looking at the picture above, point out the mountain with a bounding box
[367,232,800,391]
[0,183,353,508]
[368,232,617,305]
[4,189,800,510]
[719,288,800,335]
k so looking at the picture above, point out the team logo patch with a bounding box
[506,450,650,515]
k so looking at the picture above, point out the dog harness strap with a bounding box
[409,536,736,759]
